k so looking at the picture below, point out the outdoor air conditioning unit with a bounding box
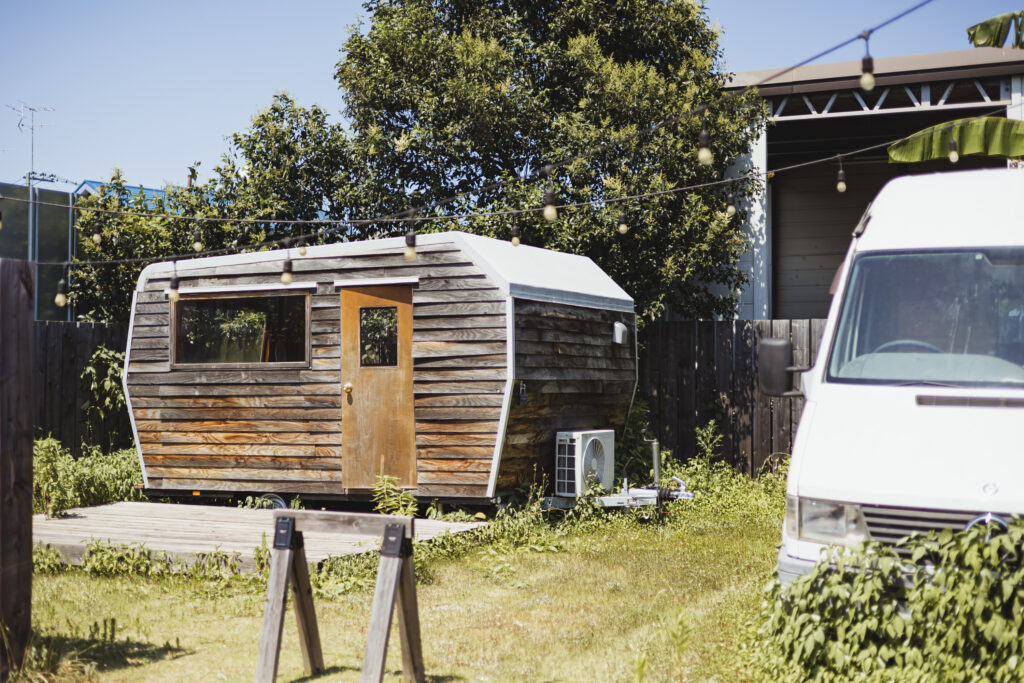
[555,430,615,497]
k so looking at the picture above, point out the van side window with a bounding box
[174,293,308,366]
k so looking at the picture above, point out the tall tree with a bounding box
[331,0,768,321]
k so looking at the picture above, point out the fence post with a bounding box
[0,259,34,680]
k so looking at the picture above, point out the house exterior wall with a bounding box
[125,241,508,499]
[494,300,636,492]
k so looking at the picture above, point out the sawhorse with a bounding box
[255,509,424,682]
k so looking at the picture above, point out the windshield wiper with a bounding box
[894,380,961,388]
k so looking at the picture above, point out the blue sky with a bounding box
[1,0,1019,191]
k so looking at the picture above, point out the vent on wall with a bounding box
[555,430,615,497]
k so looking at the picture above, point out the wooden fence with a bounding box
[640,319,827,475]
[35,320,130,457]
[1,260,34,678]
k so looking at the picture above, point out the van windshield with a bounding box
[828,249,1024,387]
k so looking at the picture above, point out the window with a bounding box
[174,293,308,366]
[359,306,398,366]
[828,249,1024,387]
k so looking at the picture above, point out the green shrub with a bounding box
[747,522,1024,681]
[33,438,145,517]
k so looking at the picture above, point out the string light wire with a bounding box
[3,0,937,237]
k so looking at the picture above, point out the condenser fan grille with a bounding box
[581,439,605,484]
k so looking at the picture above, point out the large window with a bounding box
[828,249,1024,387]
[174,293,308,366]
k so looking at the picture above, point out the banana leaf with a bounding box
[967,11,1024,48]
[888,117,1024,163]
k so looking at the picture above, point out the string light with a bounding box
[192,229,204,253]
[726,193,736,217]
[617,213,629,234]
[91,228,102,245]
[168,276,180,302]
[836,161,848,193]
[542,191,558,222]
[697,129,713,166]
[860,34,876,92]
[948,138,959,164]
[297,237,307,256]
[54,273,67,308]
[510,224,520,246]
[280,257,293,284]
[404,227,417,261]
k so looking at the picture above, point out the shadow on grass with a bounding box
[288,666,464,682]
[20,626,191,677]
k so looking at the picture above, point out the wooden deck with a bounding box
[33,502,482,569]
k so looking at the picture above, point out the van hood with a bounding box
[796,385,1024,513]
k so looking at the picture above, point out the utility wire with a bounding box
[2,0,938,236]
[38,104,1006,269]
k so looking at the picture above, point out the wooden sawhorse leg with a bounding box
[361,522,425,683]
[255,516,324,682]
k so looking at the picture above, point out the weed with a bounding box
[371,474,418,516]
[32,438,144,517]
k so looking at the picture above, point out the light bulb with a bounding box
[280,259,293,285]
[510,224,521,246]
[54,277,67,308]
[617,213,629,234]
[404,228,416,261]
[168,275,180,302]
[697,129,713,166]
[91,230,102,245]
[542,191,557,222]
[948,139,959,164]
[726,193,736,217]
[192,229,204,253]
[836,169,847,193]
[298,240,307,256]
[860,55,875,92]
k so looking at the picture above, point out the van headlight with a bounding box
[786,495,869,546]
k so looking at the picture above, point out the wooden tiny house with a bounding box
[124,231,636,501]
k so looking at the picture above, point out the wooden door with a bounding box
[340,285,416,489]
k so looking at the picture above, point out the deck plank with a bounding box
[33,502,481,570]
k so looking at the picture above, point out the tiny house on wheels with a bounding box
[123,231,636,502]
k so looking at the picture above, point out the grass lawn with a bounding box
[27,458,784,681]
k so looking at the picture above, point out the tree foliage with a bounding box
[332,0,768,321]
[75,1,767,325]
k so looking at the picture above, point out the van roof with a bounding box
[856,169,1024,252]
[137,230,634,312]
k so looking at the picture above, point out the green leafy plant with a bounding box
[80,344,131,451]
[748,522,1024,681]
[32,439,145,517]
[371,474,419,516]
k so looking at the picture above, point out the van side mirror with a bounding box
[758,338,807,397]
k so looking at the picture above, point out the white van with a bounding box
[759,168,1024,584]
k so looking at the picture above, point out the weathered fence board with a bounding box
[641,319,827,475]
[34,321,129,456]
[1,259,34,680]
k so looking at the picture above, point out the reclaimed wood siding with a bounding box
[642,318,827,475]
[496,300,637,491]
[125,243,506,496]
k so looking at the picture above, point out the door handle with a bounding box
[343,382,353,394]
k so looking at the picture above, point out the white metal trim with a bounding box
[122,290,148,486]
[508,284,634,313]
[487,296,516,498]
[333,277,420,288]
[772,98,1010,122]
[165,282,318,296]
